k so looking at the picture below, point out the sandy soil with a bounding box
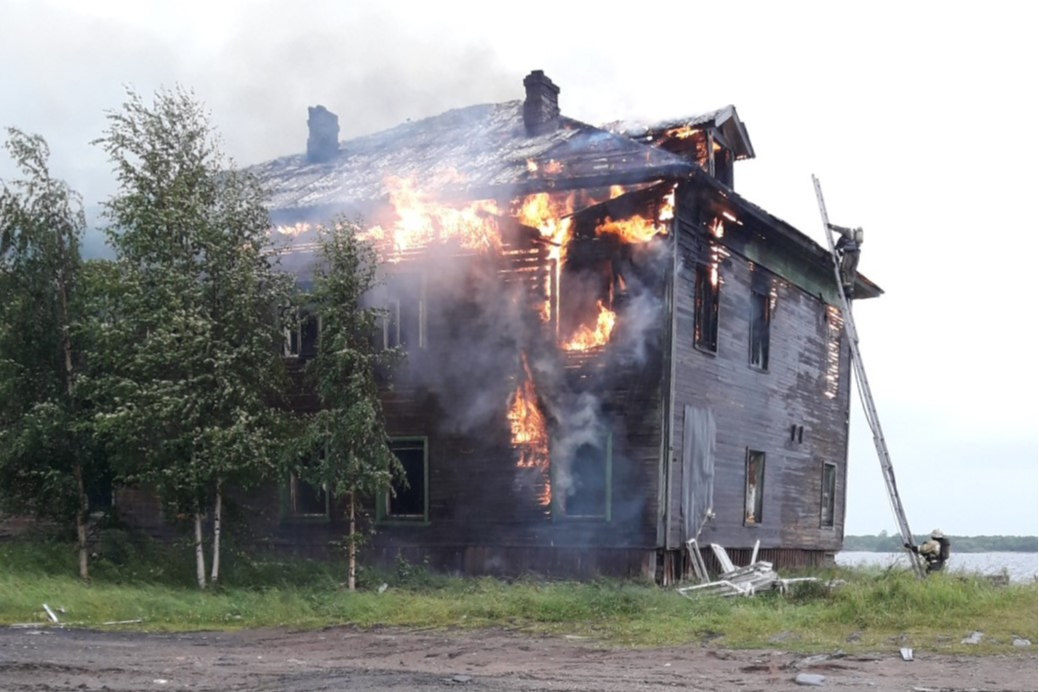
[0,626,1035,692]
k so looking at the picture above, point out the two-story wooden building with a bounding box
[205,71,881,582]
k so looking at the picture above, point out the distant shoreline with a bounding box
[843,534,1038,553]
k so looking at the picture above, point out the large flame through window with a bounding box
[507,352,551,507]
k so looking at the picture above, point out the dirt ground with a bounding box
[0,626,1035,692]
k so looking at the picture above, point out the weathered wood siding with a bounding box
[664,182,851,553]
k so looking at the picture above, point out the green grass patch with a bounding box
[0,538,1035,654]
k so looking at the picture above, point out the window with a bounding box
[744,449,765,525]
[821,462,837,528]
[558,434,612,520]
[378,438,428,523]
[824,305,842,399]
[378,274,426,351]
[694,263,720,352]
[749,289,771,370]
[284,308,320,358]
[289,473,328,516]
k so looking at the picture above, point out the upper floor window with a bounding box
[694,263,720,353]
[749,289,771,370]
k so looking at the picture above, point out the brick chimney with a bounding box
[523,70,560,136]
[306,105,339,163]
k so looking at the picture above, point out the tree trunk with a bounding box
[59,272,88,581]
[73,461,89,581]
[194,509,207,589]
[210,480,222,587]
[348,490,356,592]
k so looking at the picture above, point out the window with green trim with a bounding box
[378,438,429,523]
[281,472,329,523]
[557,433,612,521]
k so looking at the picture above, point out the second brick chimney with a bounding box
[306,105,340,163]
[523,70,560,136]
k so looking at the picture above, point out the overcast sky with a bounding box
[2,0,1035,535]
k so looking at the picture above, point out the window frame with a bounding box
[743,449,766,526]
[820,462,837,528]
[279,471,331,524]
[284,307,321,359]
[693,262,720,354]
[376,436,430,526]
[554,432,613,522]
[748,288,772,371]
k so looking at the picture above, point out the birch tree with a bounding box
[0,128,104,580]
[299,219,403,591]
[93,87,293,588]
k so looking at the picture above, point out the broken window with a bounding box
[821,462,837,528]
[824,305,842,399]
[694,263,720,352]
[744,450,765,526]
[559,434,612,520]
[749,289,771,370]
[380,438,428,522]
[284,308,320,359]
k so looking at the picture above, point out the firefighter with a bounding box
[829,224,863,298]
[905,529,951,574]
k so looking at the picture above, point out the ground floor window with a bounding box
[744,449,765,525]
[557,433,612,520]
[281,470,329,523]
[821,462,837,528]
[378,437,429,523]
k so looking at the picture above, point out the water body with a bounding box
[837,551,1039,582]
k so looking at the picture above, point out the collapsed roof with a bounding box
[251,101,694,219]
[247,70,879,298]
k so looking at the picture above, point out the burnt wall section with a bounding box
[664,182,852,554]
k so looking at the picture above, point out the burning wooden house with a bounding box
[238,71,880,581]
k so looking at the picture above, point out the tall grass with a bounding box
[0,538,1035,653]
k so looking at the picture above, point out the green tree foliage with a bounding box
[296,218,404,590]
[0,128,107,580]
[92,87,294,588]
[843,533,1038,553]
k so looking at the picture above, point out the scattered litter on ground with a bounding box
[1012,637,1031,647]
[102,619,144,626]
[900,647,913,661]
[451,674,472,683]
[42,604,60,624]
[378,583,388,594]
[961,631,983,645]
[795,672,826,686]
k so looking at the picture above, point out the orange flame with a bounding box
[709,217,725,238]
[664,125,701,140]
[562,300,617,351]
[595,185,675,243]
[516,192,575,324]
[508,352,551,506]
[360,177,503,255]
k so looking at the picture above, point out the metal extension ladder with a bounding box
[812,176,926,578]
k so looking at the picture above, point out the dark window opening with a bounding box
[386,439,427,520]
[287,473,328,518]
[560,438,611,519]
[694,263,720,352]
[821,462,837,528]
[744,449,765,526]
[749,289,771,370]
